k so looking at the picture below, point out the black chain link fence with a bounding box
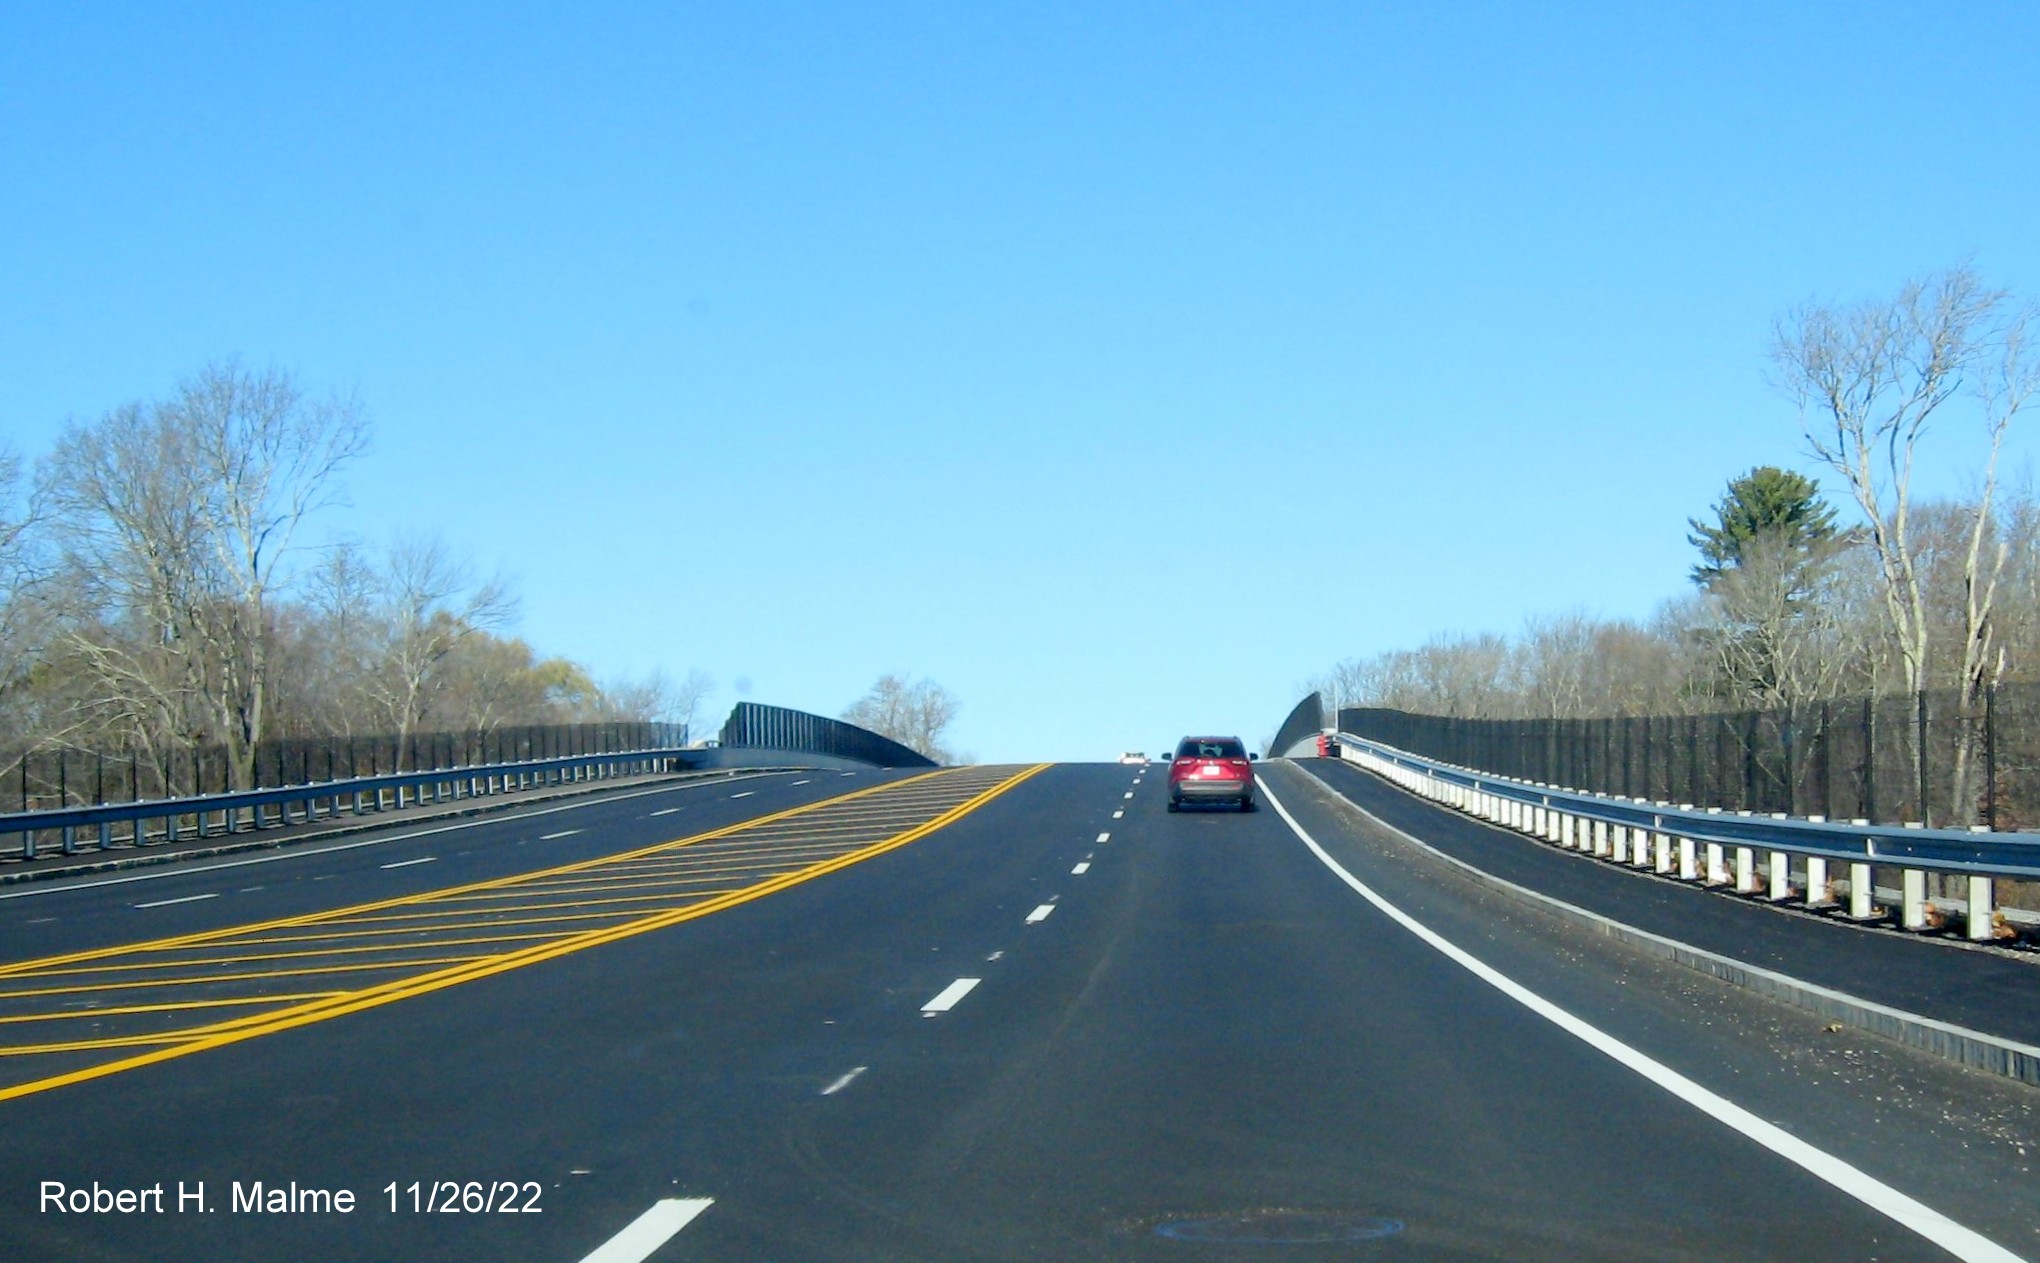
[718,702,938,769]
[3,721,689,816]
[1269,692,1325,760]
[1339,683,2040,830]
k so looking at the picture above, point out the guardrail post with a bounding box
[1967,875,1996,941]
[1735,846,1757,893]
[1803,816,1831,905]
[1848,854,1876,920]
[1804,855,1830,904]
[1678,813,1698,880]
[1653,821,1672,873]
[1902,868,1930,931]
[1610,822,1628,863]
[1769,850,1792,900]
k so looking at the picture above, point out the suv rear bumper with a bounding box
[1171,778,1253,802]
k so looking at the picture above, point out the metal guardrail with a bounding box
[1331,730,2040,942]
[0,747,693,863]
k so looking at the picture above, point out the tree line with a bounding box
[1313,266,2039,823]
[0,362,710,795]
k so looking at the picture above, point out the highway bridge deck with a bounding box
[0,759,2031,1261]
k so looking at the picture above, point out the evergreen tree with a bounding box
[1688,466,1838,589]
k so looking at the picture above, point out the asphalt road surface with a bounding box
[2,759,2035,1262]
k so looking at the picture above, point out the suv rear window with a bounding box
[1177,738,1246,759]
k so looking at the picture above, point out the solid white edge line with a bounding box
[1315,765,2040,1071]
[1256,778,2026,1263]
[378,856,436,869]
[0,770,800,901]
[921,977,981,1013]
[1026,903,1056,923]
[576,1197,714,1263]
[132,892,218,909]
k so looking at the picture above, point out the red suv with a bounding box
[1167,736,1256,812]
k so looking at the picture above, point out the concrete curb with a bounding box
[0,768,783,888]
[1285,761,2040,1089]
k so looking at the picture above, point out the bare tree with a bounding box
[843,674,960,763]
[1515,612,1599,719]
[599,668,713,737]
[361,536,516,763]
[0,444,51,735]
[288,542,385,736]
[43,364,369,787]
[44,401,221,766]
[435,635,556,733]
[1773,267,2038,820]
[1696,530,1860,707]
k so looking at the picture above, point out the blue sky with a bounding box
[4,2,2037,761]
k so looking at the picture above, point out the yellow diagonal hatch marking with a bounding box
[0,763,1048,1103]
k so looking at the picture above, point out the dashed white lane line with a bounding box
[540,829,582,840]
[133,893,217,909]
[730,791,756,799]
[1122,791,1134,799]
[1095,832,1110,843]
[1072,862,1091,875]
[1257,778,2025,1263]
[649,807,680,817]
[1025,904,1056,924]
[1112,810,1123,819]
[791,779,812,786]
[820,1066,868,1096]
[576,1197,715,1263]
[379,856,436,870]
[921,977,981,1015]
[985,950,1004,962]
